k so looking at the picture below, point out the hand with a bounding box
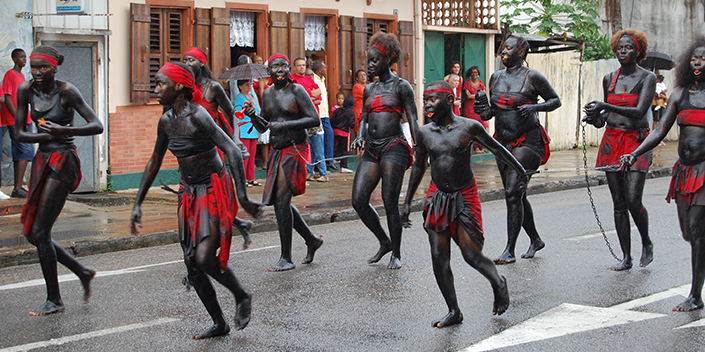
[620,154,637,169]
[401,203,412,228]
[242,198,265,219]
[473,100,490,115]
[583,101,605,117]
[38,121,70,136]
[244,105,257,118]
[351,137,365,150]
[267,121,281,133]
[518,104,537,118]
[130,206,143,235]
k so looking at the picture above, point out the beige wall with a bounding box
[108,0,413,113]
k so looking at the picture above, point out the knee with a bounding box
[614,208,629,216]
[504,189,523,203]
[352,196,368,212]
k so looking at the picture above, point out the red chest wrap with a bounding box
[677,109,705,127]
[607,93,640,107]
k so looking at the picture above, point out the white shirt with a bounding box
[313,73,329,118]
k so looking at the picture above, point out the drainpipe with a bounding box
[414,0,424,126]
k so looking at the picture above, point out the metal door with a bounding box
[424,31,445,84]
[43,42,99,193]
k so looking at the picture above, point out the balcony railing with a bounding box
[422,0,499,30]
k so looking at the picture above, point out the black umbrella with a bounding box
[640,51,675,71]
[217,63,269,81]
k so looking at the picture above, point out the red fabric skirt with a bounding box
[496,122,551,166]
[22,147,82,236]
[423,180,484,248]
[596,127,652,172]
[179,168,237,272]
[667,159,705,208]
[262,143,310,206]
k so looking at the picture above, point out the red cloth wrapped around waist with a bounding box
[262,143,310,206]
[596,127,652,172]
[667,159,705,208]
[423,180,484,246]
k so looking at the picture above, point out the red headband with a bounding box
[371,43,388,56]
[158,62,202,103]
[183,47,207,64]
[628,35,641,54]
[30,53,58,67]
[423,88,454,96]
[269,53,290,65]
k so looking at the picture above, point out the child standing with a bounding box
[330,94,355,173]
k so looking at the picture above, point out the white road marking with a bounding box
[0,245,279,291]
[460,283,690,352]
[675,318,705,329]
[565,226,637,241]
[0,317,179,352]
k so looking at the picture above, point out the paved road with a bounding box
[1,177,703,351]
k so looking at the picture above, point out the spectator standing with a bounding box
[464,66,488,153]
[352,69,367,138]
[331,91,344,114]
[1,48,33,199]
[0,83,7,200]
[331,95,355,173]
[313,61,337,171]
[444,61,463,88]
[234,79,261,187]
[448,74,462,116]
[291,58,327,182]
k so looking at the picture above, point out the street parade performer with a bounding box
[474,35,561,264]
[402,80,527,327]
[14,46,103,316]
[182,47,254,250]
[244,53,324,272]
[130,62,263,339]
[584,29,656,271]
[350,32,420,269]
[621,36,705,310]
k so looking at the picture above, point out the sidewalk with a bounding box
[0,143,679,267]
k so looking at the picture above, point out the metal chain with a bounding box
[582,122,621,262]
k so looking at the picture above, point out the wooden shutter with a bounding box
[194,8,211,68]
[211,8,231,80]
[269,11,289,56]
[339,15,354,96]
[130,3,151,103]
[353,17,368,76]
[398,21,414,84]
[147,8,184,100]
[288,12,305,62]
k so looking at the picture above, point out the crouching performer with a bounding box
[401,81,528,327]
[15,46,103,315]
[130,62,263,339]
[244,53,324,271]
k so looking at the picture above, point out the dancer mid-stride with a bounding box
[15,46,103,316]
[130,62,263,339]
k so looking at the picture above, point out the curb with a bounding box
[0,167,672,268]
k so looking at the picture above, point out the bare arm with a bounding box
[474,122,527,176]
[624,87,682,163]
[131,118,169,234]
[398,79,420,144]
[401,130,428,227]
[589,72,656,119]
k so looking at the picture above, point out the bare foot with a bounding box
[494,251,516,265]
[29,300,65,316]
[82,269,97,303]
[521,240,545,259]
[387,255,402,269]
[611,258,633,271]
[640,243,653,267]
[235,293,252,330]
[673,296,704,312]
[269,258,296,272]
[302,236,323,264]
[367,242,392,264]
[432,311,463,328]
[193,323,230,339]
[493,275,510,315]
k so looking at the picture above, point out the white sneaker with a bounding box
[0,191,10,200]
[340,167,353,174]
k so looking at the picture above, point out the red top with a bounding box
[1,69,26,126]
[352,83,365,132]
[291,73,320,113]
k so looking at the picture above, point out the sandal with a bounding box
[250,180,261,187]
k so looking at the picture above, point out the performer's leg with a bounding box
[184,252,230,339]
[455,226,509,316]
[520,194,545,259]
[26,179,71,315]
[194,228,251,330]
[233,217,253,250]
[674,203,705,311]
[351,160,391,263]
[379,160,407,269]
[291,204,323,264]
[271,164,297,271]
[606,172,633,271]
[427,229,463,328]
[624,171,653,267]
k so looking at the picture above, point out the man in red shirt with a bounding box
[0,82,7,200]
[1,48,33,198]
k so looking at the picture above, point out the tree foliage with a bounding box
[500,0,613,61]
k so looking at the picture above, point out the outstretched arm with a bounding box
[131,119,169,234]
[402,131,428,228]
[474,122,527,176]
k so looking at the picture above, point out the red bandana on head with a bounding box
[423,88,454,96]
[266,53,293,85]
[372,43,388,56]
[30,53,58,67]
[158,62,202,103]
[183,47,207,64]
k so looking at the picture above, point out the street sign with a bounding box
[56,0,89,14]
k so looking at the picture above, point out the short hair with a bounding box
[237,79,250,88]
[293,57,306,66]
[448,74,460,82]
[336,91,345,98]
[312,60,325,73]
[610,28,648,63]
[466,66,481,78]
[11,48,25,60]
[508,35,530,60]
[369,32,401,64]
[31,45,64,66]
[674,35,705,88]
[237,54,251,65]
